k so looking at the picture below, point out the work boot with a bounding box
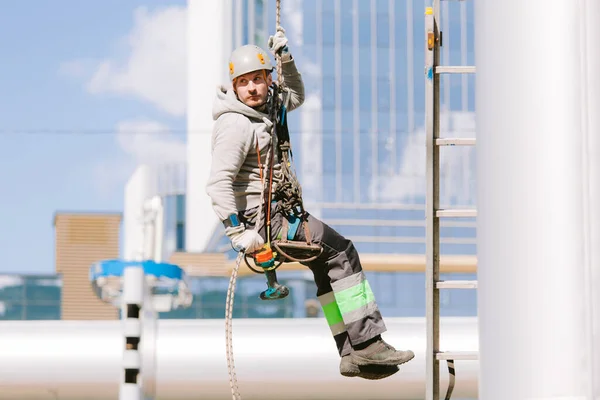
[350,336,415,367]
[339,355,399,380]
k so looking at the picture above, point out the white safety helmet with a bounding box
[228,44,273,81]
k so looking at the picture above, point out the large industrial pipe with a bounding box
[476,0,597,398]
[0,317,478,399]
[584,0,600,395]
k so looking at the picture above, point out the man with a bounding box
[206,28,415,380]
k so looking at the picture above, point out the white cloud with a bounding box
[93,119,186,197]
[57,6,189,197]
[372,111,478,206]
[115,119,186,164]
[83,6,187,117]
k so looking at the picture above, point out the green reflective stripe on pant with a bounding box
[331,272,378,324]
[318,292,346,336]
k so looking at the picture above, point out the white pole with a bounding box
[584,0,600,396]
[186,0,231,252]
[476,1,594,398]
[120,267,145,400]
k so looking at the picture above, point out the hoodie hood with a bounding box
[212,85,271,122]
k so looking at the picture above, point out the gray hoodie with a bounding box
[205,57,305,222]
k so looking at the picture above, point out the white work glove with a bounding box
[225,225,265,254]
[268,26,289,55]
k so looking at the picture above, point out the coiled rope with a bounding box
[225,2,283,399]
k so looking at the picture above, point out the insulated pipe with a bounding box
[476,1,594,398]
[584,0,600,396]
[0,318,478,400]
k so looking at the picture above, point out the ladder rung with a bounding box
[435,66,476,74]
[436,138,476,146]
[436,351,479,361]
[436,280,478,289]
[436,209,477,218]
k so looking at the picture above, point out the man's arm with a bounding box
[205,113,254,222]
[268,28,305,112]
[280,53,305,112]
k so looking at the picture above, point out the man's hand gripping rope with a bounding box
[225,225,265,255]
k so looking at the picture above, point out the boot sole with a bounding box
[350,351,415,367]
[341,365,400,380]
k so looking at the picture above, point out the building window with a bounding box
[176,222,185,251]
[176,194,185,222]
[175,194,186,251]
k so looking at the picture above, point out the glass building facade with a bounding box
[223,0,478,316]
[228,0,477,254]
[0,275,61,320]
[162,193,187,256]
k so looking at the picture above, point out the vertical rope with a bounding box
[225,252,244,400]
[225,2,282,400]
[275,0,283,87]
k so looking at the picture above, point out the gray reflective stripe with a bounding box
[331,271,365,292]
[329,321,347,336]
[341,300,380,325]
[318,292,347,335]
[318,291,336,306]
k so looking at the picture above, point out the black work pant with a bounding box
[240,203,387,357]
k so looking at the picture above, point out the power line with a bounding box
[0,128,477,136]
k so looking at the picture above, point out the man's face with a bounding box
[234,70,272,108]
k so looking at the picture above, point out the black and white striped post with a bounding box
[120,265,146,400]
[90,259,192,400]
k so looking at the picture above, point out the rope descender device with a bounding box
[249,243,290,300]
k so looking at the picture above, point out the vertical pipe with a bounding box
[152,198,164,262]
[248,0,256,43]
[235,0,243,47]
[388,0,396,175]
[334,0,342,202]
[424,3,440,399]
[476,1,592,398]
[460,1,468,112]
[406,0,414,138]
[185,0,230,252]
[120,266,145,400]
[370,0,378,187]
[316,0,323,201]
[583,0,600,396]
[352,0,360,202]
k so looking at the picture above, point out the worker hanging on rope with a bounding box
[205,27,415,380]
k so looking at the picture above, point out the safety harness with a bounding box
[243,72,322,281]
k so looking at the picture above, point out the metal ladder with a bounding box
[424,1,478,399]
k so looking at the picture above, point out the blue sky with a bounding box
[0,0,186,274]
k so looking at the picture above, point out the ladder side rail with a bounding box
[425,2,442,400]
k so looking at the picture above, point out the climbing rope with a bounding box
[225,3,284,399]
[225,252,244,400]
[275,0,283,88]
